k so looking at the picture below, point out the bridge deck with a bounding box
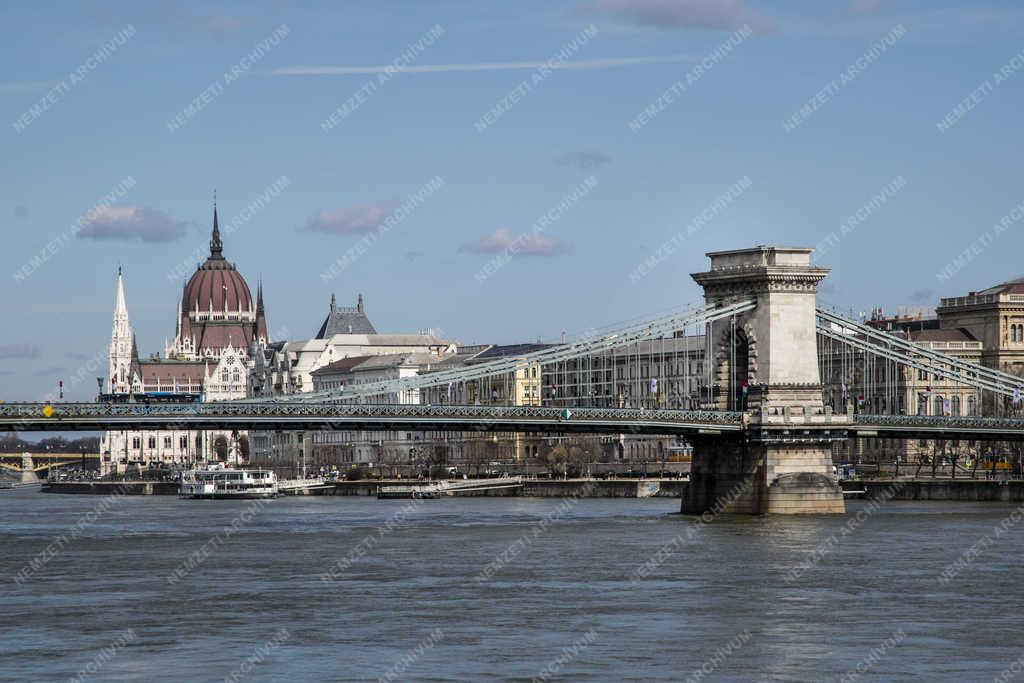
[0,403,744,435]
[4,402,1024,440]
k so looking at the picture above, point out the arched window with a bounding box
[935,395,946,416]
[951,395,961,416]
[968,396,977,416]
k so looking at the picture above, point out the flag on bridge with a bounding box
[650,378,658,393]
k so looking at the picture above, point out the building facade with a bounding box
[99,205,270,475]
[246,297,455,475]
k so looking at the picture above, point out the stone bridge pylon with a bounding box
[684,246,845,515]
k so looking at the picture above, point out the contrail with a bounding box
[271,54,695,76]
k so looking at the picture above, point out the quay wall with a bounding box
[41,479,686,497]
[327,479,687,498]
[853,479,1024,502]
[40,477,1024,503]
[42,481,178,495]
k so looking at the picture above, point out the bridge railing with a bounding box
[0,402,745,425]
[855,414,1024,430]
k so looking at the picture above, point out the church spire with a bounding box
[255,277,269,342]
[109,268,134,394]
[114,267,128,317]
[210,191,223,258]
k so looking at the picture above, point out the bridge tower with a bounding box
[20,452,39,484]
[684,246,845,515]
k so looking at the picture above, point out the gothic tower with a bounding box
[108,267,136,394]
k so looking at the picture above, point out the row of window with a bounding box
[916,394,976,416]
[129,435,196,450]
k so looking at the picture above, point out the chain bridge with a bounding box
[10,245,1024,514]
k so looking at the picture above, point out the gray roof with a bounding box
[350,352,447,371]
[470,343,554,362]
[315,294,377,338]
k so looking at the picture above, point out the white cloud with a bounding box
[272,54,695,76]
[459,228,567,256]
[578,0,776,32]
[0,343,40,360]
[197,14,247,33]
[845,0,887,17]
[300,203,396,235]
[556,151,613,169]
[77,206,188,243]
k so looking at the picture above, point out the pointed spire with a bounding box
[210,191,223,258]
[114,267,128,316]
[357,293,364,313]
[330,293,336,312]
[255,281,269,343]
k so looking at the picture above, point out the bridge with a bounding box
[0,403,745,435]
[0,452,99,482]
[9,403,1024,443]
[12,245,1024,514]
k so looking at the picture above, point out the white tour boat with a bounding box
[179,465,278,499]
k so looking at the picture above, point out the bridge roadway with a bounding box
[850,414,1024,442]
[0,402,745,436]
[4,402,1024,441]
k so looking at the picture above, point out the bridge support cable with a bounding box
[266,304,726,403]
[816,320,1021,400]
[280,299,757,405]
[817,308,1024,398]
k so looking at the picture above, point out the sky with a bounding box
[2,0,1024,401]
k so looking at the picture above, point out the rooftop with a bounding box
[315,293,377,337]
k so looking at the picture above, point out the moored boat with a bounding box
[179,464,278,499]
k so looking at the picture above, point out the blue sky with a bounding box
[2,0,1024,400]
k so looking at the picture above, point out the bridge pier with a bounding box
[20,453,39,484]
[685,246,844,514]
[683,436,843,515]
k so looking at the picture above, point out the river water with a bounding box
[2,489,1023,682]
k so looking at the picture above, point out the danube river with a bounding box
[2,490,1022,682]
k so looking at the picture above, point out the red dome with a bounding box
[182,205,253,313]
[183,259,253,313]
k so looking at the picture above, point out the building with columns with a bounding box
[99,204,271,475]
